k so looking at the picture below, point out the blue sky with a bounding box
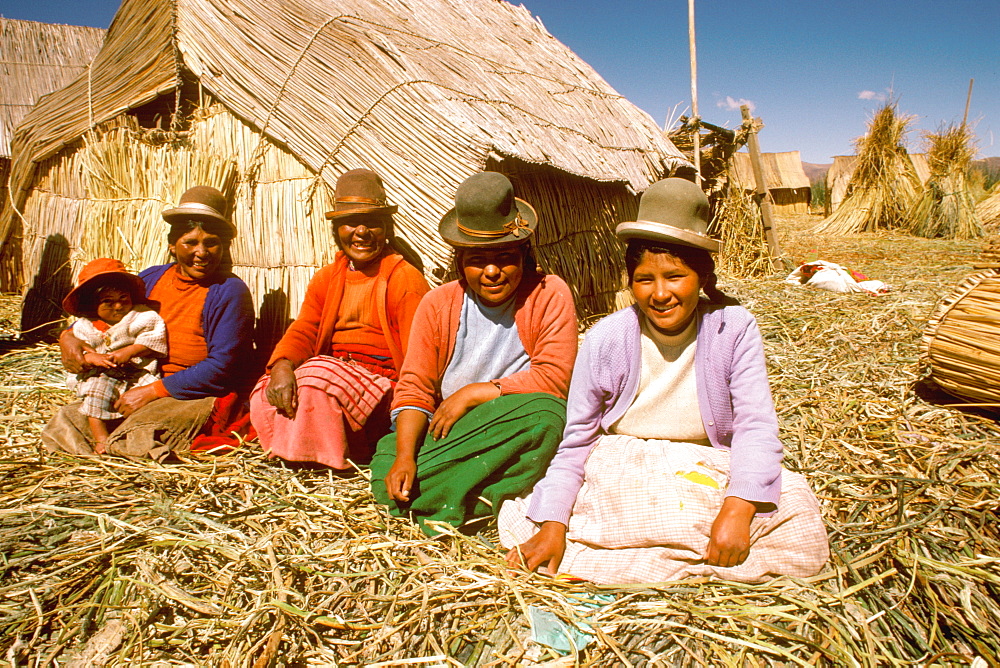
[2,0,997,162]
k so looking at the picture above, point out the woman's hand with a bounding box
[265,359,298,419]
[60,329,90,373]
[114,384,161,418]
[704,496,757,568]
[505,521,567,575]
[428,381,500,440]
[385,456,417,502]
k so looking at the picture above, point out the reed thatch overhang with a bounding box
[3,0,688,333]
[727,150,811,213]
[0,18,106,159]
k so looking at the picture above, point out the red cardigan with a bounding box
[391,271,578,413]
[268,251,429,373]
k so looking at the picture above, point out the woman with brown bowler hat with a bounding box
[500,178,828,584]
[369,171,578,536]
[250,169,429,469]
[45,185,255,459]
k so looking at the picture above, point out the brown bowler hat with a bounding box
[438,172,537,248]
[162,186,237,236]
[616,178,720,252]
[325,169,399,220]
[62,258,146,317]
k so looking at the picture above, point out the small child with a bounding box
[62,259,168,454]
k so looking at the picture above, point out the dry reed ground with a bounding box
[1,212,998,666]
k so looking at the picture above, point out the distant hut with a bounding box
[727,150,811,214]
[827,153,931,214]
[3,0,688,336]
[977,186,1000,228]
[0,18,105,292]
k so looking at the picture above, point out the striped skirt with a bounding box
[250,356,393,469]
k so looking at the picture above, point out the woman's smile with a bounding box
[630,251,701,336]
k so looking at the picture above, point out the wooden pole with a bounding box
[740,104,782,270]
[688,0,700,184]
[963,78,974,127]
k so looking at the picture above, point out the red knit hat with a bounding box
[62,258,146,317]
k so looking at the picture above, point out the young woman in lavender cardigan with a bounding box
[501,178,828,584]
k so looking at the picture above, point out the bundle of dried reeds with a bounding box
[977,185,1000,228]
[921,268,1000,403]
[814,103,922,235]
[713,186,773,279]
[2,215,998,665]
[910,124,984,239]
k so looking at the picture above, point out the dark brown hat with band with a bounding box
[325,169,398,220]
[162,186,236,236]
[438,172,537,248]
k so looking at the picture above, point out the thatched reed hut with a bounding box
[3,0,688,338]
[826,153,930,213]
[0,18,105,292]
[727,150,811,214]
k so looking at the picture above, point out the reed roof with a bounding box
[0,18,105,158]
[5,0,685,240]
[728,150,810,191]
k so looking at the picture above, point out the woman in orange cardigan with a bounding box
[370,172,577,535]
[250,170,429,469]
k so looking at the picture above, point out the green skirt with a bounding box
[370,393,566,535]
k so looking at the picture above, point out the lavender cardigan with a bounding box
[526,302,784,525]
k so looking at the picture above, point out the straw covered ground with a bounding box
[1,213,999,666]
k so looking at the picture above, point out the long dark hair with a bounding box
[624,239,736,305]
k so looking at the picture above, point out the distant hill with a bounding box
[801,162,831,184]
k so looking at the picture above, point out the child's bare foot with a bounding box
[93,441,107,455]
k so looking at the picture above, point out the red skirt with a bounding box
[249,356,393,469]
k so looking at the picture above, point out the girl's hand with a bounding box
[704,496,757,568]
[84,351,117,369]
[114,384,161,418]
[107,349,134,365]
[428,382,500,440]
[265,359,298,419]
[385,456,417,502]
[505,521,567,575]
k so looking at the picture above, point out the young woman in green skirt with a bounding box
[370,172,577,535]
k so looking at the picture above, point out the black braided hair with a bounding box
[624,239,738,305]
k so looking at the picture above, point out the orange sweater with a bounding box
[268,251,429,374]
[391,271,578,413]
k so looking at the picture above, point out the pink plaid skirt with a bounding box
[499,435,829,584]
[250,356,393,469]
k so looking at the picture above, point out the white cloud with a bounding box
[717,96,755,112]
[858,90,888,102]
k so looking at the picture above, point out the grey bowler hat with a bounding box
[616,178,720,253]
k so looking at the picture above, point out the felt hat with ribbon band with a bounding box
[616,177,721,253]
[438,171,537,248]
[325,169,398,220]
[162,185,236,236]
[62,258,146,317]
